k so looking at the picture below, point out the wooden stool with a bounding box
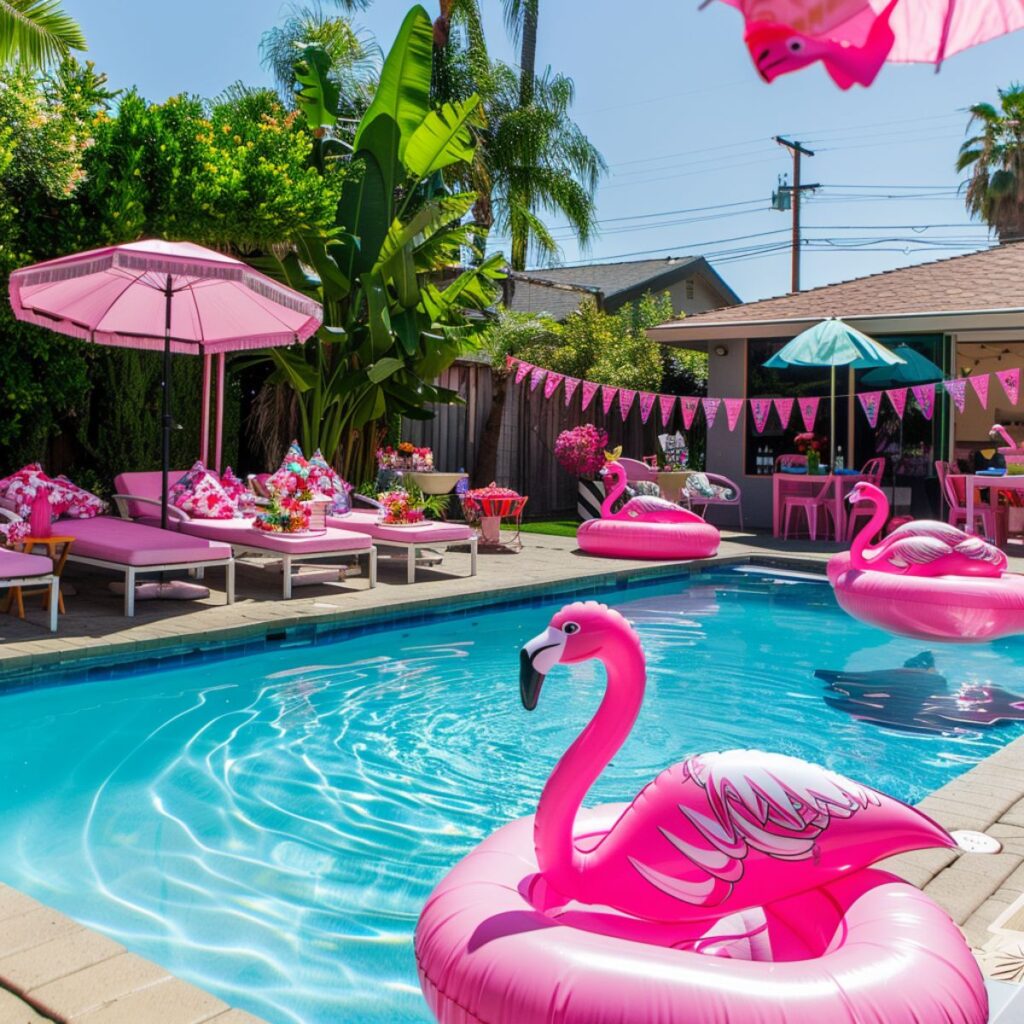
[2,535,74,619]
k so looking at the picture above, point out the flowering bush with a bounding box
[377,443,433,472]
[253,493,310,533]
[378,489,425,525]
[554,425,608,478]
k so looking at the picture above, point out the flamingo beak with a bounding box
[519,626,566,710]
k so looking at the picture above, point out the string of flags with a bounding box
[508,357,1022,434]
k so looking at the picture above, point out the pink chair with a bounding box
[686,474,744,530]
[845,458,887,540]
[935,460,1006,545]
[782,476,837,541]
[618,458,659,484]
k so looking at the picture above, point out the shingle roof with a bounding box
[518,257,703,294]
[653,243,1023,335]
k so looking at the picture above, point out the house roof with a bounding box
[650,243,1024,342]
[506,255,739,320]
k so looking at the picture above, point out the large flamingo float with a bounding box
[576,460,720,560]
[415,602,991,1024]
[990,423,1024,465]
[829,481,1024,641]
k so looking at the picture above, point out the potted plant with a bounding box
[554,425,609,521]
[375,483,449,525]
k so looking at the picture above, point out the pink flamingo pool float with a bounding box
[990,423,1024,464]
[415,602,990,1024]
[576,460,720,560]
[829,481,1024,642]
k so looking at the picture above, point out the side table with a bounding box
[2,535,74,619]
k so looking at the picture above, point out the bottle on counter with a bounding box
[835,446,845,472]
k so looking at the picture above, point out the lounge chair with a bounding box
[0,512,59,631]
[114,472,376,599]
[58,517,235,617]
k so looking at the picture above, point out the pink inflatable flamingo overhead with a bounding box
[520,601,965,922]
[846,481,1007,578]
[991,423,1022,452]
[598,461,704,525]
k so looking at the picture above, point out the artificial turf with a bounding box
[518,519,578,538]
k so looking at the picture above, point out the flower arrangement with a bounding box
[378,489,426,525]
[554,425,608,478]
[253,493,311,533]
[377,443,434,472]
[793,432,827,455]
[461,483,522,523]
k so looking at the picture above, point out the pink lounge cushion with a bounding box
[59,517,232,566]
[180,520,370,553]
[0,548,53,579]
[114,470,189,520]
[328,512,473,543]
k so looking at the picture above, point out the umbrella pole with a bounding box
[161,275,172,533]
[830,365,836,470]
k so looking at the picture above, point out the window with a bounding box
[684,279,695,301]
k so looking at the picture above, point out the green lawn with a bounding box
[519,519,578,538]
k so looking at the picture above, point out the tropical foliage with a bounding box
[958,84,1024,242]
[251,5,504,482]
[0,0,84,68]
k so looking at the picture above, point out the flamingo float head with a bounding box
[847,480,886,508]
[519,603,639,711]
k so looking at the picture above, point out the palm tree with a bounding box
[958,85,1024,243]
[503,0,539,106]
[0,0,85,67]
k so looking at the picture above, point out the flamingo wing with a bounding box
[625,495,682,515]
[879,534,954,569]
[886,519,968,546]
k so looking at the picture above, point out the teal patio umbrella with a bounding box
[764,318,905,469]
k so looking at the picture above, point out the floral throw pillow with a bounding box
[52,475,107,519]
[308,449,352,514]
[219,466,257,516]
[169,462,237,520]
[2,465,71,521]
[684,473,733,501]
[267,441,311,496]
[0,519,30,546]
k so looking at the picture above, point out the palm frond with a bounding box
[0,0,85,67]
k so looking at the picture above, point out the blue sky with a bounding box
[61,0,1024,303]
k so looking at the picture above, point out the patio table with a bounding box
[772,473,864,540]
[963,474,1024,542]
[656,470,693,503]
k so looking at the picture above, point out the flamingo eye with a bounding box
[787,38,803,52]
[562,622,581,635]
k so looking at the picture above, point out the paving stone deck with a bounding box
[2,528,1024,1022]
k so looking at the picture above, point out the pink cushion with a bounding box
[169,462,237,519]
[180,520,369,553]
[59,517,231,566]
[114,470,190,520]
[0,548,53,578]
[328,511,473,543]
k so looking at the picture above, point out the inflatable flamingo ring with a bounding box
[576,460,720,560]
[829,481,1024,642]
[415,602,991,1024]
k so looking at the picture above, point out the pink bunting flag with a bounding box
[857,391,882,428]
[638,392,656,424]
[659,394,677,427]
[798,396,820,432]
[563,377,580,406]
[886,387,908,419]
[681,397,700,430]
[969,373,990,409]
[749,397,772,433]
[911,383,935,420]
[944,378,968,413]
[505,355,515,369]
[543,372,563,400]
[618,388,637,420]
[702,397,721,429]
[724,398,744,432]
[997,368,1020,406]
[514,361,532,385]
[529,366,546,391]
[773,397,794,431]
[601,385,618,416]
[580,380,599,411]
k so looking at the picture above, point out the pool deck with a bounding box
[3,529,1024,1021]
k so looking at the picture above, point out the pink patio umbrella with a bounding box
[708,1,1024,89]
[9,239,322,531]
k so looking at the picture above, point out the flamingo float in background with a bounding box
[840,481,1006,578]
[990,423,1024,454]
[597,461,702,524]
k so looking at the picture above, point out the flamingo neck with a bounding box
[600,466,626,518]
[849,493,889,570]
[533,632,645,899]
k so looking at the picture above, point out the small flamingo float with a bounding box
[829,481,1024,641]
[415,602,991,1024]
[576,460,720,560]
[990,423,1024,465]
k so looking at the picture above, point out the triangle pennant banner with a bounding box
[543,372,563,400]
[618,388,637,420]
[702,397,721,429]
[749,397,772,433]
[969,373,990,409]
[580,380,599,411]
[798,396,820,433]
[638,392,657,424]
[773,397,794,431]
[681,397,700,430]
[505,355,515,369]
[601,385,618,416]
[857,391,882,428]
[659,394,677,427]
[529,366,546,391]
[563,377,580,406]
[515,361,533,385]
[944,378,968,414]
[886,387,908,419]
[912,383,935,420]
[997,368,1020,406]
[724,398,744,432]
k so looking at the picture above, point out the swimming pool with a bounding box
[1,567,1023,1023]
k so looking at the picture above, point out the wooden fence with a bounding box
[403,361,689,518]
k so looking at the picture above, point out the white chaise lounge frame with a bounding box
[0,509,60,631]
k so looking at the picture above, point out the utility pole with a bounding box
[773,137,817,292]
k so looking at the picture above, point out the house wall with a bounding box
[663,276,731,318]
[953,340,1024,445]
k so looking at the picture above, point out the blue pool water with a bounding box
[2,567,1024,1023]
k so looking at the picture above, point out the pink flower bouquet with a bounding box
[554,425,609,479]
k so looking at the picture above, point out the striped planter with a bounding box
[577,479,604,521]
